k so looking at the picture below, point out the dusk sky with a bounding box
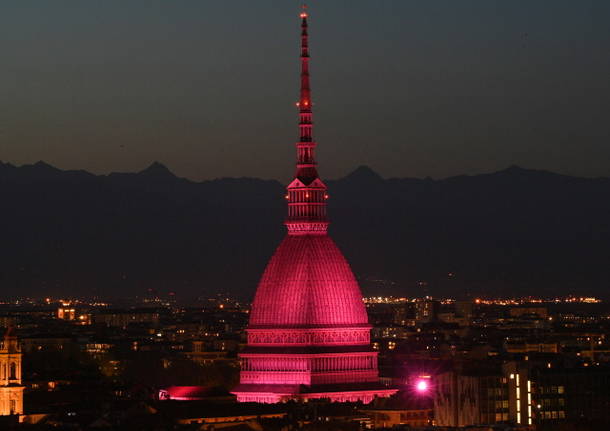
[1,0,609,181]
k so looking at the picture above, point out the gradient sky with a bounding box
[1,0,609,181]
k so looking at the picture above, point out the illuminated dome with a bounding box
[249,234,369,328]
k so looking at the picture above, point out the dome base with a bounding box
[232,382,397,404]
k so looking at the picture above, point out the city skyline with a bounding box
[1,1,609,181]
[2,3,610,429]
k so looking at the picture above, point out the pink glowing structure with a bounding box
[231,8,397,404]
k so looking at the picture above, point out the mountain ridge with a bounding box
[5,160,603,183]
[0,161,608,300]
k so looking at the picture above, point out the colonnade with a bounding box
[241,354,377,372]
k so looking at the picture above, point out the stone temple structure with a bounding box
[232,8,397,404]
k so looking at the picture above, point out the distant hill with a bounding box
[1,161,609,300]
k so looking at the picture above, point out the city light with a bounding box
[413,375,432,395]
[364,295,603,306]
[416,380,429,392]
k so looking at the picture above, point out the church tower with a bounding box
[232,8,397,403]
[0,327,24,416]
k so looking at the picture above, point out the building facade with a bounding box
[433,361,523,427]
[232,8,396,403]
[0,328,24,416]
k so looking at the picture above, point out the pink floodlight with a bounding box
[416,379,429,392]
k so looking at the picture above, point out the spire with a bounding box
[299,6,311,118]
[295,5,316,180]
[285,6,329,235]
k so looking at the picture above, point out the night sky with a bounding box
[1,1,609,182]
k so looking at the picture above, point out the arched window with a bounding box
[9,362,16,380]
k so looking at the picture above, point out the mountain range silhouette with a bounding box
[1,161,609,300]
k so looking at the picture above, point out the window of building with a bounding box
[495,413,509,422]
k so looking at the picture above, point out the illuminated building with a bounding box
[513,361,610,426]
[57,307,76,320]
[415,297,440,324]
[0,328,24,416]
[232,8,397,403]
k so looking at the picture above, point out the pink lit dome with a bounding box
[232,8,397,403]
[249,234,369,328]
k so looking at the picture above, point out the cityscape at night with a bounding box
[2,1,610,430]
